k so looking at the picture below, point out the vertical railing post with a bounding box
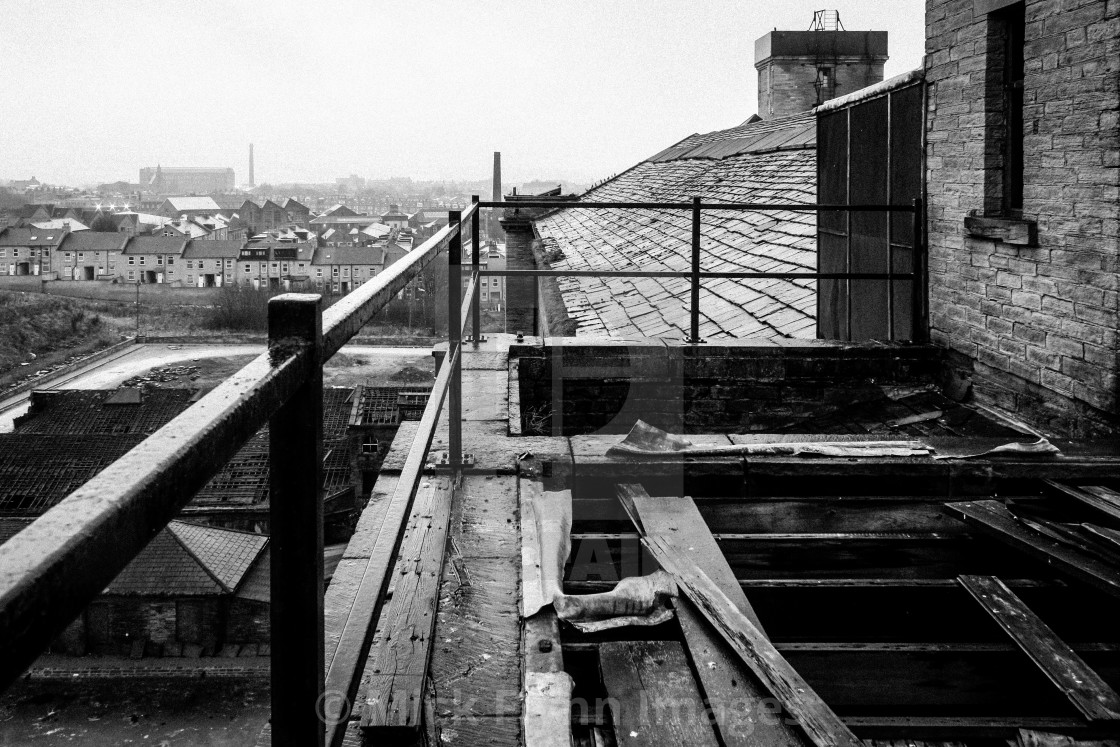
[911,197,928,342]
[448,210,463,467]
[471,195,482,346]
[267,293,325,747]
[689,196,702,343]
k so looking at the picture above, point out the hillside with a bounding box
[0,291,121,383]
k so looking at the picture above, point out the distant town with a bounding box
[0,160,585,302]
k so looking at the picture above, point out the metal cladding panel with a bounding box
[817,111,848,233]
[849,95,890,341]
[890,83,924,245]
[817,232,849,340]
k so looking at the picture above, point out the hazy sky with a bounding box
[1,0,925,188]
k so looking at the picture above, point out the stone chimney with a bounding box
[754,12,887,119]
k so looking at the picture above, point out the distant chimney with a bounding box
[492,152,502,202]
[249,144,255,187]
[754,12,888,119]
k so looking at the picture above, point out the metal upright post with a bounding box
[448,210,463,468]
[267,293,325,747]
[689,196,702,343]
[471,195,482,346]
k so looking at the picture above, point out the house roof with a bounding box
[182,239,244,259]
[0,227,67,246]
[361,223,392,238]
[532,112,818,340]
[123,236,188,255]
[279,198,309,212]
[162,195,221,212]
[30,218,89,232]
[312,246,383,266]
[102,521,268,596]
[58,231,129,254]
[209,193,249,210]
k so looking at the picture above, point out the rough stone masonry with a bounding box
[924,0,1120,437]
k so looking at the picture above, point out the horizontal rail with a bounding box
[477,200,916,212]
[322,201,477,357]
[0,206,474,692]
[478,269,916,280]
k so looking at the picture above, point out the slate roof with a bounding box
[0,227,67,246]
[58,231,129,254]
[533,112,818,340]
[312,246,383,266]
[123,236,188,255]
[182,239,244,258]
[102,521,268,596]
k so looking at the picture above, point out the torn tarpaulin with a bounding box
[522,488,676,632]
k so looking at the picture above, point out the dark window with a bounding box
[1001,3,1025,213]
[987,2,1025,215]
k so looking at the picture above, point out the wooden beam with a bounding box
[521,478,572,747]
[599,640,720,747]
[958,575,1120,722]
[616,483,804,746]
[1044,480,1120,523]
[359,476,454,737]
[642,531,863,747]
[944,500,1120,598]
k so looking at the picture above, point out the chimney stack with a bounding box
[754,12,888,119]
[249,144,255,187]
[492,152,502,202]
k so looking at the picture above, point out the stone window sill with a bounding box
[964,214,1037,246]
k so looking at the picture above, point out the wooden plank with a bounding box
[1017,728,1120,746]
[642,532,863,747]
[958,575,1120,722]
[616,484,806,747]
[1045,480,1120,523]
[521,477,572,747]
[1083,524,1120,554]
[599,640,720,747]
[944,500,1120,598]
[359,475,454,736]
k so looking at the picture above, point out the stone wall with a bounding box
[515,340,940,435]
[760,58,887,119]
[924,0,1120,437]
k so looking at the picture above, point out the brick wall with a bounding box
[925,0,1120,437]
[516,340,940,435]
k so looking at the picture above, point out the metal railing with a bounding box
[0,193,926,747]
[472,197,927,344]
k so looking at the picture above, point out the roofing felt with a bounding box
[534,113,818,340]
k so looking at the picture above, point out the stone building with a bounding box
[924,0,1119,436]
[755,20,888,119]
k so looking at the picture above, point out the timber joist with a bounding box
[520,438,1120,746]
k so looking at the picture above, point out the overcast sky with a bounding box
[0,0,925,188]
